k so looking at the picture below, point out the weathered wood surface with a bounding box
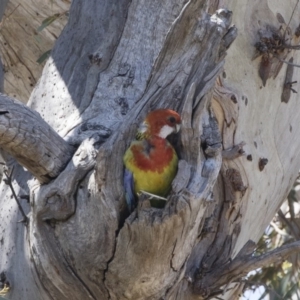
[0,0,70,102]
[220,0,300,254]
[27,1,234,298]
[207,1,300,298]
[1,0,300,300]
[0,94,74,183]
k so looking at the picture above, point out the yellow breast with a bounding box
[123,139,178,196]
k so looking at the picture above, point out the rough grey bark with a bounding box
[0,94,74,183]
[1,0,300,300]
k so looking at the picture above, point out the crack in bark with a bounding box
[103,228,120,300]
[170,239,178,272]
[61,252,98,300]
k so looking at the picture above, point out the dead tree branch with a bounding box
[194,240,300,297]
[0,94,74,183]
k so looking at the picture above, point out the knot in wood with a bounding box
[215,9,232,26]
[259,158,268,171]
[88,53,102,65]
[226,168,247,193]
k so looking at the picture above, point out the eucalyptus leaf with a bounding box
[36,50,51,64]
[37,14,60,32]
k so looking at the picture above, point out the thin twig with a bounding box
[270,221,291,238]
[275,56,300,68]
[3,167,28,225]
[283,0,300,38]
[244,280,284,299]
[278,209,300,239]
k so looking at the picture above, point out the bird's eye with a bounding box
[169,116,176,124]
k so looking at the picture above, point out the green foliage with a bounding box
[37,13,60,32]
[36,50,51,64]
[244,176,300,299]
[36,11,69,64]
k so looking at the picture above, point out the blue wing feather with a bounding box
[124,168,136,212]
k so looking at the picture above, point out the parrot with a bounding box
[123,109,181,212]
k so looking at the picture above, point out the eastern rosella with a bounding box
[123,109,181,211]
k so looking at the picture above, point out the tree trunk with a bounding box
[1,0,300,300]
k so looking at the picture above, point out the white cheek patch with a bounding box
[158,125,175,138]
